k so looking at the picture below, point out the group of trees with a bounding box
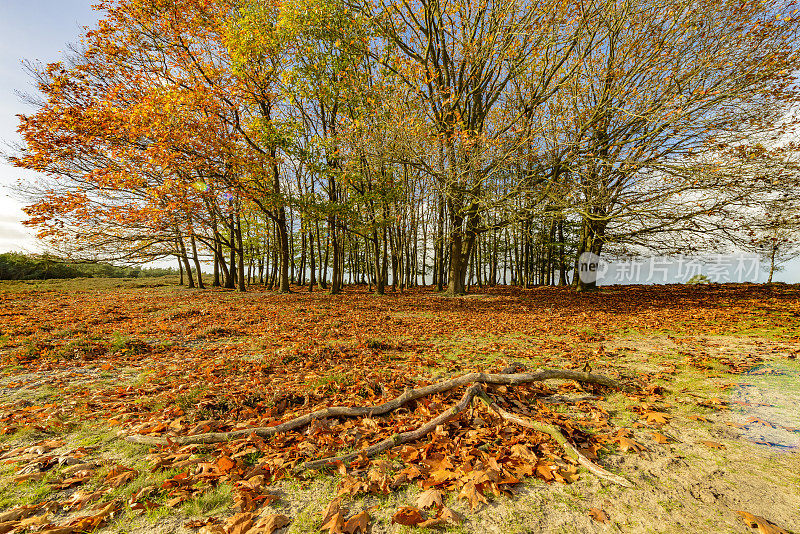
[11,0,800,292]
[0,252,175,280]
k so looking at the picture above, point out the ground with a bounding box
[0,278,798,534]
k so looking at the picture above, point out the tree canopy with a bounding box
[12,0,800,291]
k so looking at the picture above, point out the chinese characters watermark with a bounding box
[583,254,761,285]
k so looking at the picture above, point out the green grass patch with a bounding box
[181,482,234,516]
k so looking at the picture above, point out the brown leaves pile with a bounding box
[2,285,794,531]
[198,511,290,534]
[319,497,370,534]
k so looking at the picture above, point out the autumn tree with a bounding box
[533,0,800,290]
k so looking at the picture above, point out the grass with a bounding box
[174,385,208,411]
[68,423,151,468]
[0,276,181,294]
[0,462,66,509]
[309,372,354,390]
[0,426,39,446]
[286,504,322,534]
[182,483,234,516]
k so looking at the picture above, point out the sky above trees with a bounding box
[0,1,100,254]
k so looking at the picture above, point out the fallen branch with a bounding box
[125,369,630,446]
[473,390,634,487]
[295,384,484,472]
[297,385,632,488]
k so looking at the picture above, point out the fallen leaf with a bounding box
[67,501,117,531]
[418,506,462,528]
[343,510,369,533]
[320,511,345,534]
[458,481,488,509]
[107,469,136,488]
[415,488,442,510]
[651,432,668,444]
[252,513,290,534]
[391,506,424,526]
[185,517,221,529]
[18,514,51,529]
[700,440,725,449]
[217,456,236,473]
[224,512,254,534]
[642,411,670,426]
[589,507,609,523]
[0,504,40,522]
[737,511,790,534]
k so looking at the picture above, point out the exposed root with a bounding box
[296,384,484,472]
[474,390,634,487]
[125,369,629,446]
[295,384,632,487]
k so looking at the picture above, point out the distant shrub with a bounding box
[685,274,712,285]
[0,253,176,280]
[0,253,81,280]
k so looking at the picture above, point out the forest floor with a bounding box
[0,278,798,534]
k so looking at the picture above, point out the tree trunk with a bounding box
[190,232,205,289]
[213,248,220,287]
[447,227,467,295]
[177,235,195,288]
[276,207,291,292]
[768,243,777,283]
[328,176,342,295]
[373,230,385,295]
[236,213,246,292]
[226,218,236,289]
[575,217,606,292]
[308,230,316,291]
[558,218,568,286]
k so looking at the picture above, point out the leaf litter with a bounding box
[0,284,798,532]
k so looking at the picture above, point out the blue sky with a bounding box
[0,1,100,254]
[0,2,797,282]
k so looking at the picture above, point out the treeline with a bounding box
[13,0,800,293]
[0,253,175,281]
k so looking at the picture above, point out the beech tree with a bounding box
[537,0,800,290]
[12,0,800,293]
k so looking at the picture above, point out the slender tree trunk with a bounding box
[558,218,567,286]
[226,218,236,289]
[768,243,777,283]
[236,213,246,292]
[177,235,195,288]
[190,232,205,289]
[276,207,291,292]
[308,230,316,292]
[328,177,342,295]
[299,229,306,287]
[216,240,230,287]
[213,250,220,287]
[373,230,385,295]
[575,217,606,292]
[436,195,445,292]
